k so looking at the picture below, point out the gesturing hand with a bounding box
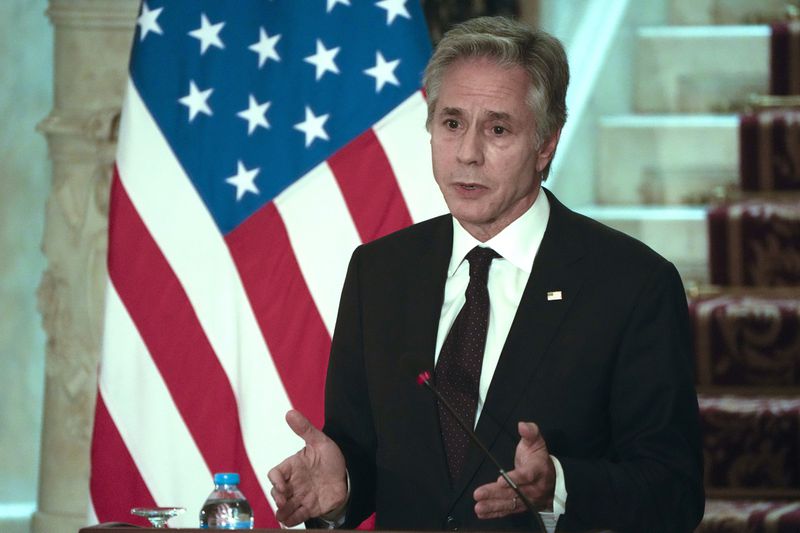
[473,421,555,519]
[267,410,348,526]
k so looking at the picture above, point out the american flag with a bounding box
[89,0,444,528]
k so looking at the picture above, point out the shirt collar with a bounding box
[448,187,551,277]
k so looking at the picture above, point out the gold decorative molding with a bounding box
[687,283,800,300]
[746,94,800,111]
[731,1,800,24]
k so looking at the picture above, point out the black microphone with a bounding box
[415,370,548,533]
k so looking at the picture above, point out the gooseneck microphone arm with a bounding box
[416,371,547,533]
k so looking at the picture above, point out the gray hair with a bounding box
[423,17,569,178]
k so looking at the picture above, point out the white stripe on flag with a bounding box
[100,282,211,528]
[374,91,447,223]
[115,80,302,503]
[87,500,98,526]
[275,161,362,336]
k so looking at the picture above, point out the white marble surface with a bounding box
[671,0,791,25]
[0,0,51,520]
[576,205,709,284]
[597,114,739,204]
[635,25,769,113]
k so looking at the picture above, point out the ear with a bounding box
[535,128,562,173]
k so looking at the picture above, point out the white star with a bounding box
[225,161,260,201]
[364,51,401,92]
[249,28,281,68]
[137,2,163,41]
[304,39,340,81]
[293,106,330,147]
[178,81,213,122]
[188,13,225,55]
[375,0,411,25]
[237,95,271,135]
[327,0,351,12]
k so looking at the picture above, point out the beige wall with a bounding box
[0,0,51,522]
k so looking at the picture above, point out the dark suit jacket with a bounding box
[322,188,704,532]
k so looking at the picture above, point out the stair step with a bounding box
[597,115,738,205]
[690,293,800,388]
[699,498,800,532]
[671,0,791,25]
[635,26,769,113]
[740,109,800,193]
[708,199,800,287]
[575,205,708,284]
[699,395,800,493]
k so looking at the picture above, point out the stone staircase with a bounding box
[579,1,800,530]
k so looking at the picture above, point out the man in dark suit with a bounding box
[269,17,704,533]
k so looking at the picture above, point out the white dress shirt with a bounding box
[434,189,566,531]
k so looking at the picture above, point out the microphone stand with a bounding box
[416,371,548,533]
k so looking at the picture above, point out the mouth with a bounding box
[456,182,486,191]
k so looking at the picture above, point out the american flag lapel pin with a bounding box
[547,290,563,301]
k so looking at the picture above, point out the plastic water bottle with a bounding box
[199,472,254,529]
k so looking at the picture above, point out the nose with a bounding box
[456,126,484,166]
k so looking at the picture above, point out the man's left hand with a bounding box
[473,421,555,519]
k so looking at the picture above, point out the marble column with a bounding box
[34,1,137,532]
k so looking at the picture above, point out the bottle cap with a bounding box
[213,472,240,485]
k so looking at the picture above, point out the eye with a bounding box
[492,125,507,135]
[445,119,459,130]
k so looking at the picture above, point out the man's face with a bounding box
[430,57,559,241]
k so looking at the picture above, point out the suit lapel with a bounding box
[398,215,454,492]
[450,189,588,502]
[400,214,453,377]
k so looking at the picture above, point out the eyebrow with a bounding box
[439,107,463,117]
[438,107,512,121]
[487,110,511,121]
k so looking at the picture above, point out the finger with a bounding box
[518,421,542,444]
[503,467,538,487]
[267,466,289,492]
[285,409,328,446]
[473,479,517,502]
[282,502,316,527]
[274,499,305,526]
[270,486,290,508]
[474,494,524,519]
[506,464,557,493]
[275,511,303,528]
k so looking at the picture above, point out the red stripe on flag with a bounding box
[226,202,329,428]
[90,392,155,527]
[108,170,277,527]
[328,128,414,242]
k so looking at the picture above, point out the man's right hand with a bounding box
[268,410,348,526]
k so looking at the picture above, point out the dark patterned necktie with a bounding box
[435,246,499,483]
